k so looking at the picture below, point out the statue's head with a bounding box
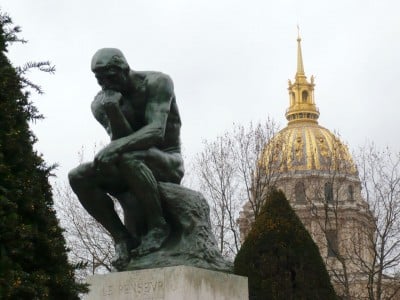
[91,48,130,92]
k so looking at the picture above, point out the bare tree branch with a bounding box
[192,119,281,258]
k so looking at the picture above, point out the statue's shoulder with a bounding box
[136,71,173,91]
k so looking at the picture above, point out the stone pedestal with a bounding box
[85,266,248,300]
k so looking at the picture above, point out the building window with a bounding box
[325,182,333,203]
[295,182,306,203]
[326,230,338,257]
[347,185,354,201]
[302,91,308,102]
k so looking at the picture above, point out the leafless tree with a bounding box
[193,119,281,258]
[234,119,284,218]
[301,142,400,299]
[355,143,400,300]
[54,183,116,281]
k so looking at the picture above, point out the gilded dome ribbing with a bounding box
[264,123,356,174]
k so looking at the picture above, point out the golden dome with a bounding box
[262,32,357,175]
[263,123,357,174]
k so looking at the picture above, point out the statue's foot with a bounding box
[131,224,169,257]
[112,237,140,271]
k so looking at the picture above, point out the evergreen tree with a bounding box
[234,189,337,300]
[0,12,87,299]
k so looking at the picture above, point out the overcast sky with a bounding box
[2,0,400,185]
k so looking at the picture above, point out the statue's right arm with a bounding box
[91,91,133,140]
[95,90,133,140]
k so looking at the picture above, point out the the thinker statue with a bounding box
[68,48,184,270]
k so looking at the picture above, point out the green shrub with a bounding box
[234,189,337,300]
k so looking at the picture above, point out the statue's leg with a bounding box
[119,153,170,255]
[68,162,139,269]
[116,192,146,239]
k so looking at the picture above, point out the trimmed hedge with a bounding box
[234,189,337,300]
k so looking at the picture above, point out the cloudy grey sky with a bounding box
[2,0,400,184]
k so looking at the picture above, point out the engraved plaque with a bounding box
[88,269,165,300]
[85,266,248,300]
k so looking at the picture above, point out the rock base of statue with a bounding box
[85,266,248,300]
[125,182,231,272]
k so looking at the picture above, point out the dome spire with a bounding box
[286,30,320,125]
[296,26,305,77]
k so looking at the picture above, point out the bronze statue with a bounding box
[69,48,230,272]
[68,48,184,270]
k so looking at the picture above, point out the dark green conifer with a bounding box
[0,12,86,299]
[234,189,337,300]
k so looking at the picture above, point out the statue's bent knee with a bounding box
[68,164,92,191]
